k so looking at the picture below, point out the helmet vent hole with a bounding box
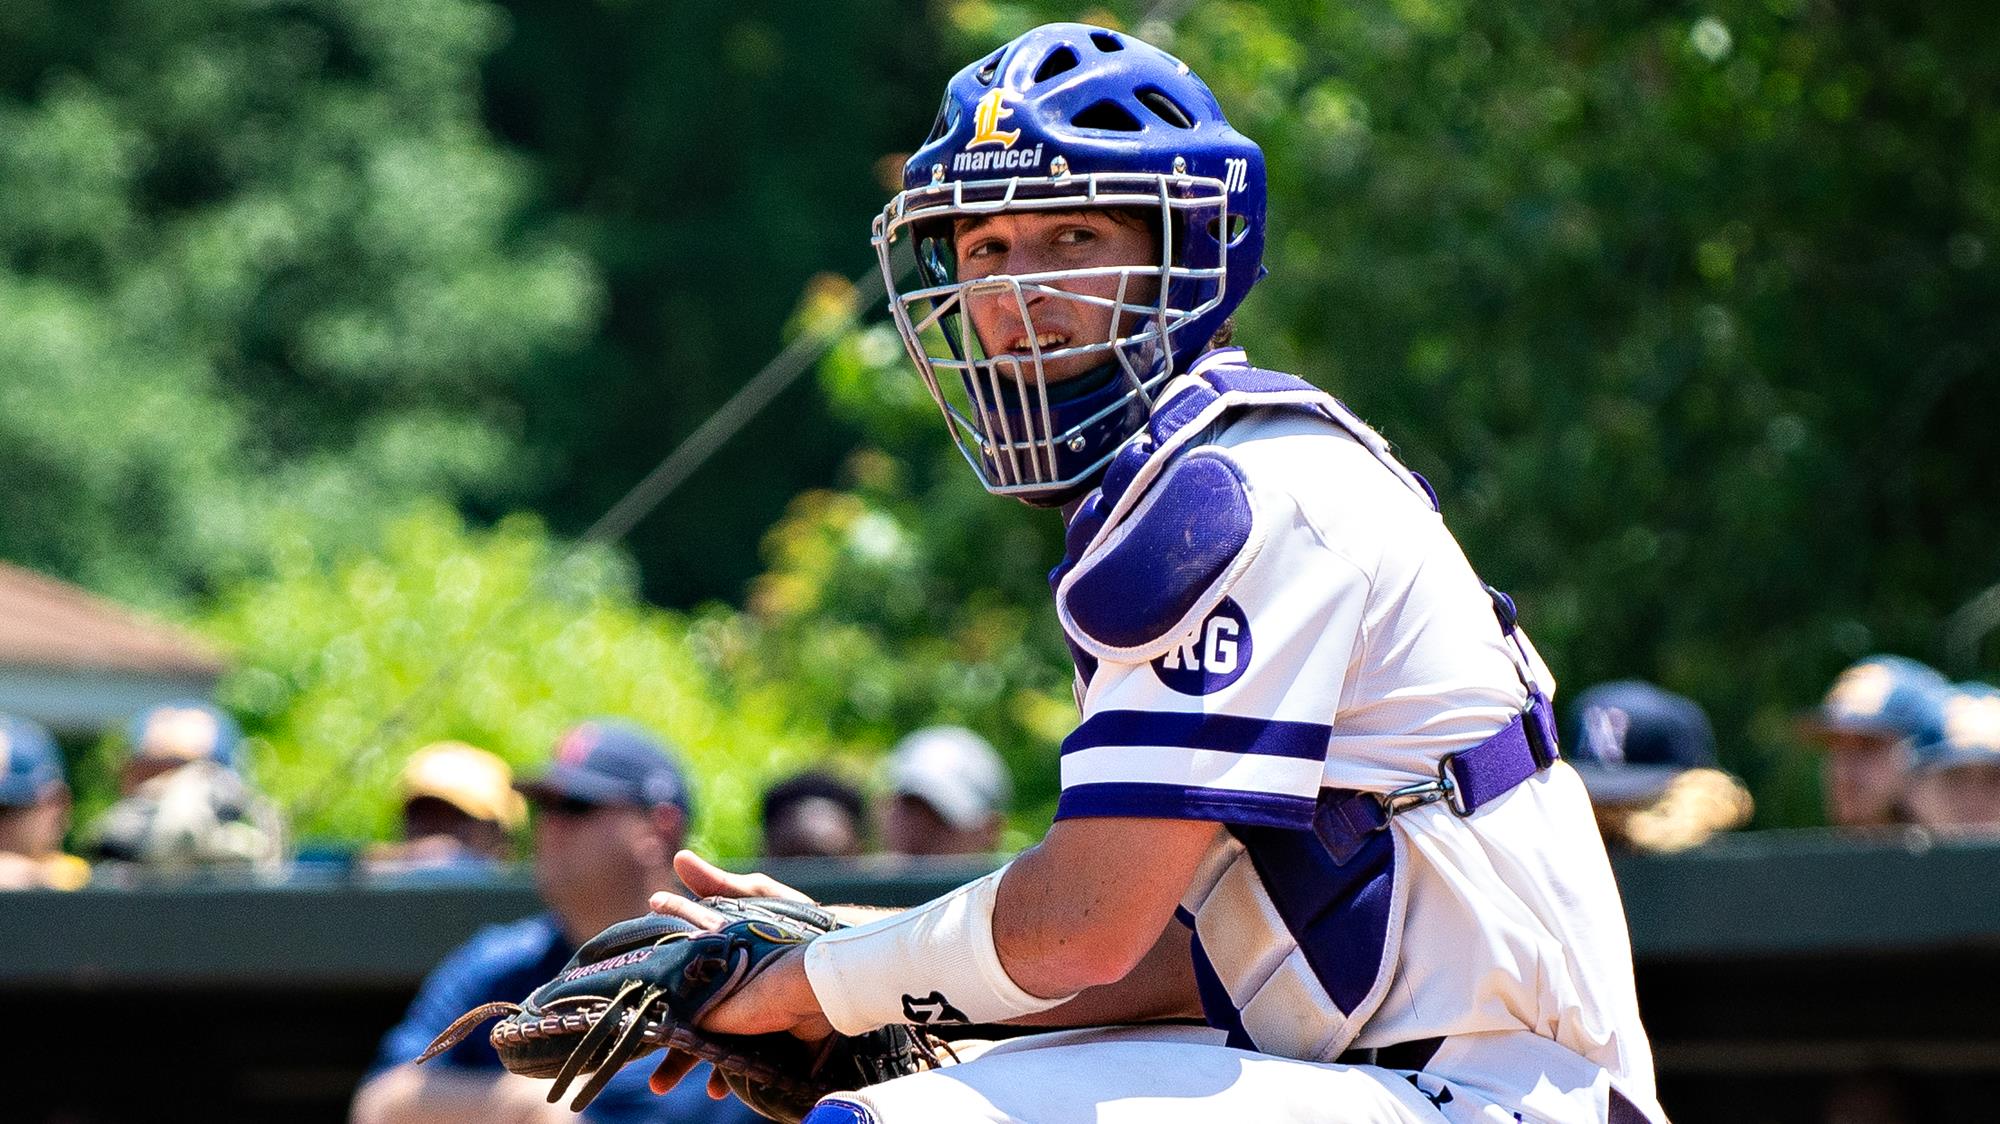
[1072,99,1143,132]
[1034,46,1079,84]
[1207,214,1250,246]
[1090,31,1123,52]
[1136,87,1193,129]
[975,52,1001,85]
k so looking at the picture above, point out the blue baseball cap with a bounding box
[1911,682,2000,773]
[0,713,65,807]
[517,719,692,816]
[1797,655,1951,748]
[1563,681,1719,806]
[127,701,242,769]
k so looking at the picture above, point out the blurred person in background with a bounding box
[0,712,90,890]
[760,769,867,859]
[1796,655,1952,829]
[350,718,759,1124]
[363,741,525,873]
[877,725,1011,857]
[1563,681,1753,854]
[1903,682,2000,836]
[87,700,285,874]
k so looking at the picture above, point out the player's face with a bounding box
[952,209,1159,384]
[0,792,68,857]
[1821,734,1909,827]
[1906,764,2000,834]
[763,796,863,859]
[533,800,653,929]
[880,793,1000,857]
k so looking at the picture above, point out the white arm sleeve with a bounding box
[802,864,1075,1035]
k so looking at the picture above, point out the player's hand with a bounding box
[646,849,817,930]
[673,849,816,902]
[646,947,835,1096]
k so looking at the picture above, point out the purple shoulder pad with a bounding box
[1062,449,1254,653]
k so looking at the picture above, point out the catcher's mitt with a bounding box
[416,897,945,1122]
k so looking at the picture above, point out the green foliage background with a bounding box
[197,503,828,855]
[3,0,1996,846]
[0,0,597,606]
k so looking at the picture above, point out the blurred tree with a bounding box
[480,0,950,606]
[192,502,811,855]
[0,0,597,607]
[749,0,2000,827]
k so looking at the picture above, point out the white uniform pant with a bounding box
[810,1024,1647,1123]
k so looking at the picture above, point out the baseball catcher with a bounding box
[457,19,1668,1124]
[640,20,1665,1124]
[417,897,946,1123]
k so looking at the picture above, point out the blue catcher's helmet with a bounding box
[872,23,1268,505]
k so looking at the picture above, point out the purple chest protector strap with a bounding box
[1313,584,1563,865]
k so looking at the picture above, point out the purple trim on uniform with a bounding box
[1062,636,1100,685]
[1098,439,1154,511]
[1198,365,1316,396]
[1173,905,1197,928]
[1064,452,1253,650]
[1409,470,1441,512]
[1147,383,1220,445]
[1443,715,1541,812]
[1061,491,1109,567]
[1231,819,1398,1015]
[1056,782,1317,829]
[1188,931,1258,1051]
[1313,788,1392,866]
[802,1099,880,1124]
[1608,1087,1656,1124]
[1187,347,1249,375]
[1063,710,1332,760]
[1054,491,1113,687]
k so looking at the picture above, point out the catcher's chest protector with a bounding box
[1047,348,1557,1061]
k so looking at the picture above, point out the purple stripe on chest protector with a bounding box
[1227,818,1398,1016]
[1063,450,1252,650]
[1055,782,1317,830]
[1063,710,1331,759]
[1188,930,1258,1052]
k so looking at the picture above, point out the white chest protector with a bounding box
[1042,350,1650,1101]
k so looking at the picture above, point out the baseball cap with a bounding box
[1797,655,1951,747]
[886,726,1011,831]
[1911,682,2000,773]
[401,741,526,829]
[0,713,65,807]
[127,701,242,769]
[516,719,692,815]
[1562,681,1719,807]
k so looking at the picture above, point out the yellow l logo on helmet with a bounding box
[967,88,1021,149]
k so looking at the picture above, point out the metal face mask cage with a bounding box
[873,171,1233,501]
